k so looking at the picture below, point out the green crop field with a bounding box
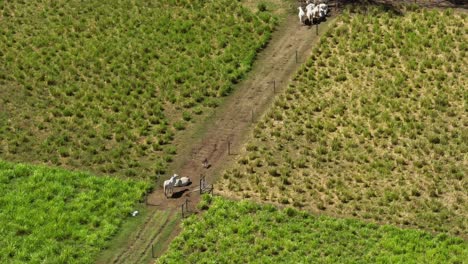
[0,0,276,180]
[0,160,148,263]
[219,6,467,236]
[158,196,467,263]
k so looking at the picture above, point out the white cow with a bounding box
[306,3,315,23]
[310,6,321,24]
[298,6,306,24]
[163,174,178,198]
[318,3,328,17]
[174,177,191,187]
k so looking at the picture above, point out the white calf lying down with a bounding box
[174,176,191,187]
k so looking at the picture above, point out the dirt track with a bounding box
[148,15,337,209]
[99,12,337,263]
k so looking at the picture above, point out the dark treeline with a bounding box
[338,0,467,8]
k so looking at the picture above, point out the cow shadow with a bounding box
[171,188,189,199]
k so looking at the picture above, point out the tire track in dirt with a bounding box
[134,211,177,264]
[111,210,168,264]
[111,210,178,264]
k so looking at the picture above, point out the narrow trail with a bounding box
[147,14,337,209]
[99,12,337,263]
[99,209,180,264]
[111,211,171,264]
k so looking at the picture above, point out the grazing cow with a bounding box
[298,6,306,24]
[306,3,315,23]
[164,174,178,198]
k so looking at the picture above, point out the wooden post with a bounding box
[273,80,276,94]
[181,203,184,218]
[228,141,231,155]
[151,244,155,258]
[295,50,298,63]
[251,109,254,123]
[199,174,203,194]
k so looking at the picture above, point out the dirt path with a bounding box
[111,210,174,264]
[147,14,337,209]
[98,12,337,264]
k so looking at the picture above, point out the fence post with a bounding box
[200,175,203,195]
[228,141,231,155]
[295,50,298,63]
[273,80,276,94]
[251,109,254,123]
[151,244,155,258]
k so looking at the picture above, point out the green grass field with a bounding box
[219,6,467,236]
[0,0,276,180]
[0,160,149,263]
[158,196,467,263]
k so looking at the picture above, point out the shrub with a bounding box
[257,2,267,12]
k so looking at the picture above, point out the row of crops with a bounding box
[0,160,148,263]
[158,196,467,263]
[157,5,467,263]
[2,0,467,262]
[0,0,276,180]
[0,0,282,262]
[218,6,467,236]
[0,0,281,262]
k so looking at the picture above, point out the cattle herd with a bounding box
[298,0,330,25]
